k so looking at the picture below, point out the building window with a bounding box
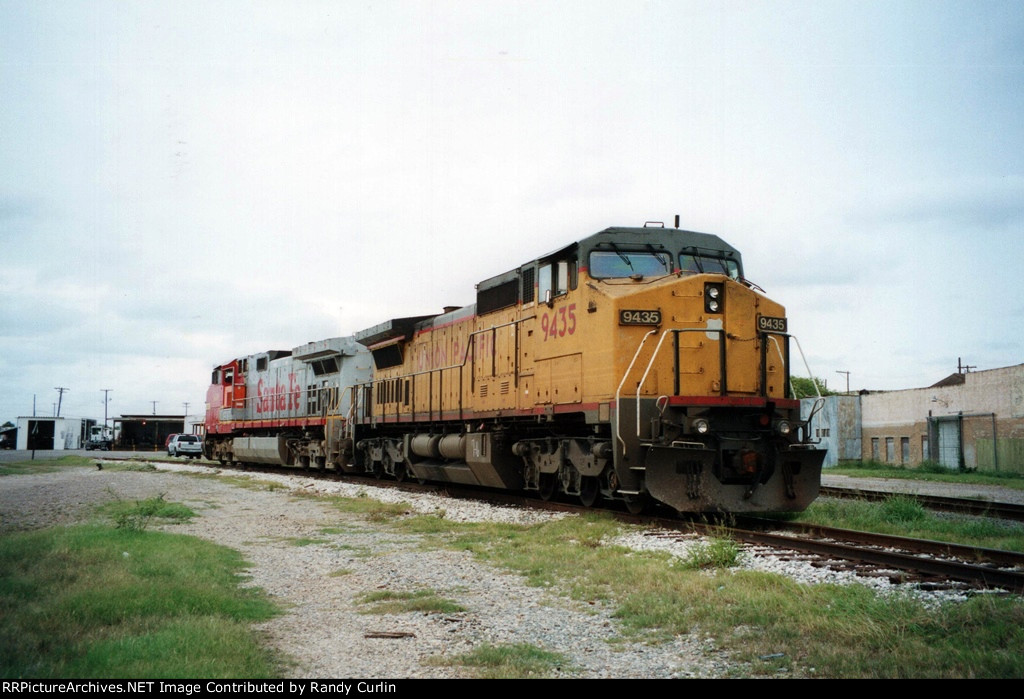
[901,437,910,464]
[871,438,879,461]
[885,437,895,462]
[921,436,929,461]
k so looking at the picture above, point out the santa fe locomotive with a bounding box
[204,223,826,513]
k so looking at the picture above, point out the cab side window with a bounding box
[538,259,576,302]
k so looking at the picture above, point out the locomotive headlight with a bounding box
[693,418,710,435]
[704,283,724,314]
[775,420,792,436]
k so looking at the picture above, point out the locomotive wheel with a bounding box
[538,473,557,501]
[623,494,650,515]
[393,461,407,482]
[579,476,600,507]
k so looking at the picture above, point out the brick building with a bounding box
[859,363,1024,472]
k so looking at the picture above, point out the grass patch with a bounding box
[181,472,288,491]
[830,461,1024,490]
[287,537,329,547]
[0,454,94,476]
[100,461,158,473]
[319,526,358,535]
[99,493,196,532]
[355,589,465,615]
[680,537,742,570]
[383,506,1024,677]
[779,495,1024,552]
[436,642,571,679]
[330,491,412,521]
[0,523,281,678]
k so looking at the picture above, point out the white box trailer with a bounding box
[16,416,87,450]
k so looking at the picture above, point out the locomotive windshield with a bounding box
[589,251,673,279]
[679,253,740,280]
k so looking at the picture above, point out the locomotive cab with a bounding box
[568,227,824,512]
[501,225,823,512]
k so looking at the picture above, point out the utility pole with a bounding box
[101,389,112,428]
[835,370,850,395]
[151,401,158,415]
[54,387,68,417]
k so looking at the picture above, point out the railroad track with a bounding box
[431,483,1024,594]
[820,485,1024,522]
[731,516,1024,593]
[105,455,1024,594]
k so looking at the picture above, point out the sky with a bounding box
[1,0,1022,423]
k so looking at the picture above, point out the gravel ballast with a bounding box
[1,461,1011,678]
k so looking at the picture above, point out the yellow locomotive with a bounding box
[332,223,824,513]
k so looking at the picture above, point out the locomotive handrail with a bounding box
[761,331,817,400]
[634,327,727,439]
[763,330,825,439]
[766,334,789,395]
[355,315,537,425]
[614,329,659,456]
[465,315,535,392]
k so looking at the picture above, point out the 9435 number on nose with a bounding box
[619,309,662,326]
[757,315,787,333]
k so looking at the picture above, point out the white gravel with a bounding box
[0,460,1009,677]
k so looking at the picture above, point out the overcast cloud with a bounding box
[1,0,1022,422]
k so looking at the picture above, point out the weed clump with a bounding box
[102,493,195,532]
[681,537,741,570]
